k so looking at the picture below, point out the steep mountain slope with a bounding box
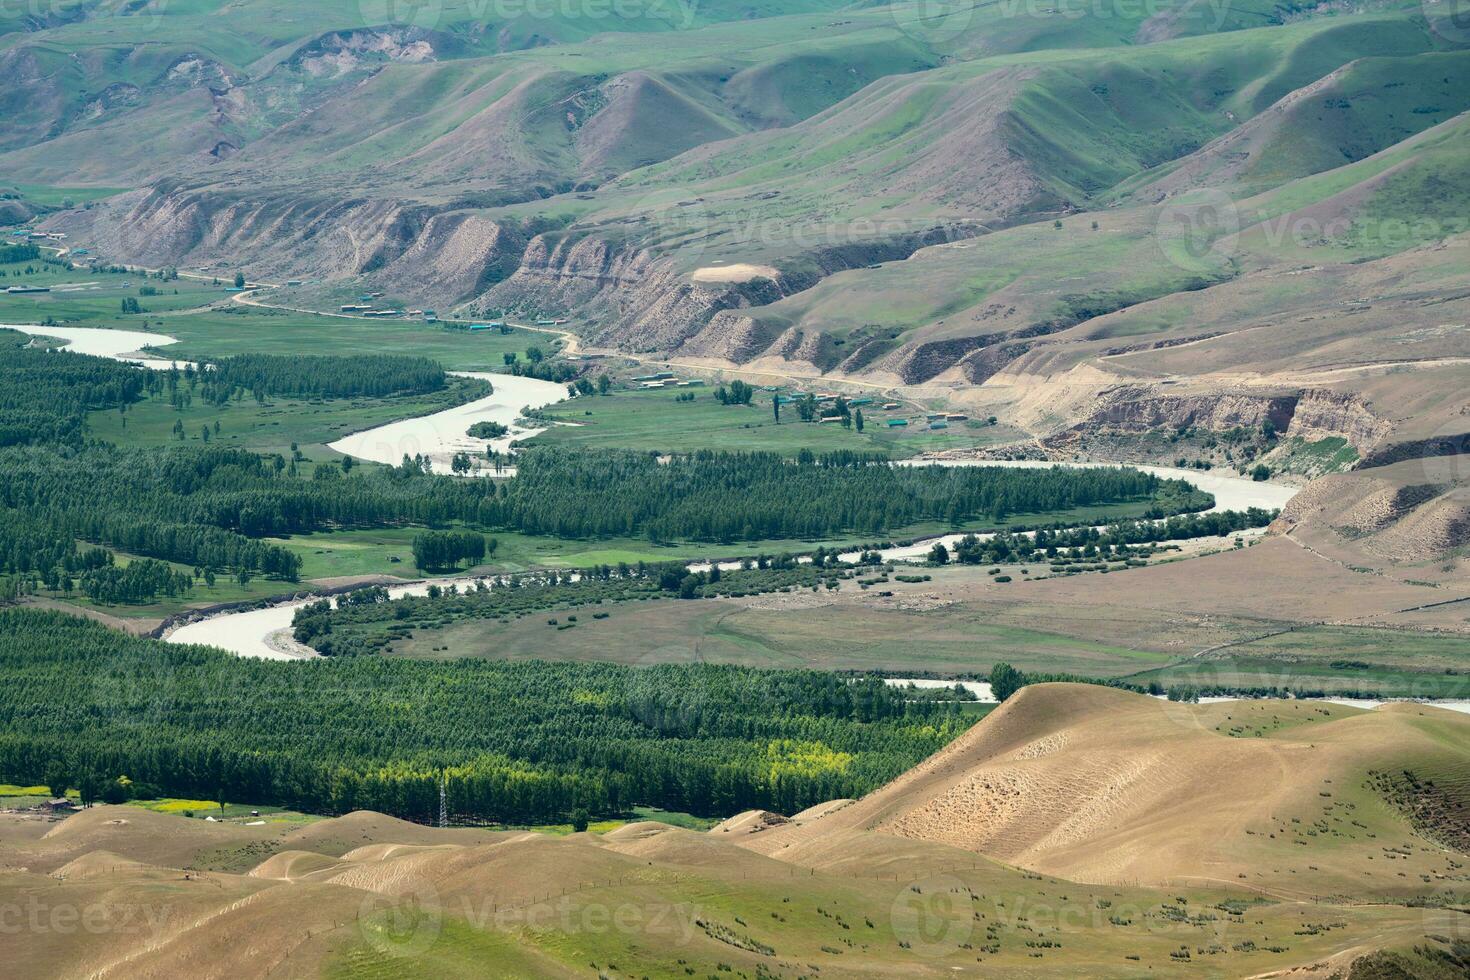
[1121,49,1470,201]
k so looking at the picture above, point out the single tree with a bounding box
[989,662,1025,702]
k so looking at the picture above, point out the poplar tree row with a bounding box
[0,609,969,823]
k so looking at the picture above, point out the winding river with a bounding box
[14,322,1303,661]
[328,371,567,475]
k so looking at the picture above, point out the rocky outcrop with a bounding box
[294,29,441,77]
[1040,385,1393,468]
[1060,386,1301,436]
[1288,389,1393,454]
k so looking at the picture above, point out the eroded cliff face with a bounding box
[1051,387,1300,439]
[1037,385,1392,467]
[1288,389,1395,453]
[55,185,411,279]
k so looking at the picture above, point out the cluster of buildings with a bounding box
[634,371,705,389]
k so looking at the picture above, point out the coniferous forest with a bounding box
[0,328,1266,827]
[0,323,1211,603]
[0,609,968,823]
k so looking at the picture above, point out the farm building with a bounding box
[883,402,901,410]
[286,279,303,286]
[6,285,50,294]
[468,322,503,331]
[340,304,370,312]
[849,397,873,406]
[819,416,843,423]
[947,413,968,421]
[887,419,909,427]
[929,421,948,430]
[926,413,944,421]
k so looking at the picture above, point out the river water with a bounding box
[15,323,1310,663]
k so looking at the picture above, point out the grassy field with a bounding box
[530,385,1014,457]
[0,259,228,320]
[380,586,1177,676]
[161,306,553,370]
[1125,625,1470,699]
[370,576,1470,699]
[1,184,127,207]
[87,376,490,461]
[0,258,556,369]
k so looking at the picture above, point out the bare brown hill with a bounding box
[734,684,1470,899]
[6,685,1466,977]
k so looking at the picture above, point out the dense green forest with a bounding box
[411,529,492,571]
[197,353,449,402]
[0,609,969,823]
[490,448,1210,541]
[0,339,474,600]
[0,341,146,447]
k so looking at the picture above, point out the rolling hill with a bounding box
[3,685,1466,978]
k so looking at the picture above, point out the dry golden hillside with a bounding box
[2,685,1466,978]
[735,685,1470,900]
